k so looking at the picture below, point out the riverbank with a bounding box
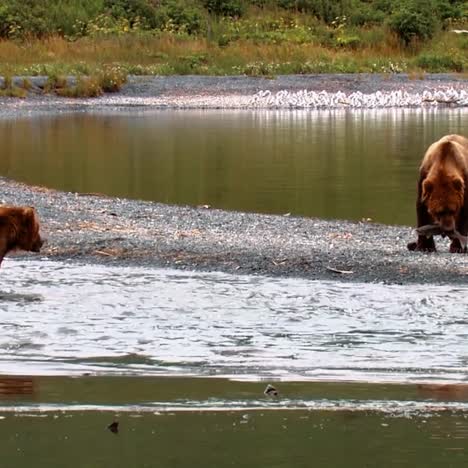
[1,174,468,285]
[0,73,467,112]
[1,73,467,285]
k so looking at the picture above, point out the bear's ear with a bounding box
[452,178,464,193]
[422,180,433,202]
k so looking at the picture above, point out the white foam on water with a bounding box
[0,259,467,382]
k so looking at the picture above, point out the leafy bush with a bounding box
[275,0,350,24]
[48,1,103,36]
[155,0,205,34]
[387,1,438,46]
[98,66,128,92]
[0,1,51,38]
[202,0,245,17]
[0,0,103,38]
[348,4,386,26]
[103,0,158,28]
[434,0,466,24]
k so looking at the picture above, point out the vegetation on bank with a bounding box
[0,0,466,94]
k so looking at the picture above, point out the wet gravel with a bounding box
[1,175,468,286]
[1,73,467,285]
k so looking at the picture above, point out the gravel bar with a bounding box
[1,176,468,286]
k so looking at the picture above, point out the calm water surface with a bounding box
[1,108,467,225]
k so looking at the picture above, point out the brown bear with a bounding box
[0,206,44,266]
[407,134,468,253]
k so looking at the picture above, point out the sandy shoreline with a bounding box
[1,73,467,285]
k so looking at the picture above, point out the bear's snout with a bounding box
[32,236,44,253]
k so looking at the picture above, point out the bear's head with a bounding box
[16,207,44,253]
[422,176,465,232]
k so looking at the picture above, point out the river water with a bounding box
[1,107,468,466]
[1,259,468,383]
[1,259,468,467]
[1,108,467,225]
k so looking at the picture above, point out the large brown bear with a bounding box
[0,206,44,266]
[407,134,468,253]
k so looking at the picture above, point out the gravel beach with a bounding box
[1,73,467,285]
[2,175,468,286]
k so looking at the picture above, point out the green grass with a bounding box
[0,7,465,86]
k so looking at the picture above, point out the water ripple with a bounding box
[0,259,467,382]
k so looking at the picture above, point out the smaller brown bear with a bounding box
[0,206,44,266]
[407,134,468,253]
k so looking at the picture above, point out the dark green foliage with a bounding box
[434,0,466,23]
[155,0,205,33]
[202,0,245,17]
[348,3,386,26]
[387,0,439,45]
[0,0,104,38]
[0,1,51,38]
[0,0,465,40]
[103,0,159,28]
[275,0,351,24]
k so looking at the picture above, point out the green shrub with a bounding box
[49,1,104,37]
[156,0,205,34]
[387,0,438,46]
[202,0,246,17]
[434,0,466,24]
[0,1,51,38]
[275,0,351,24]
[348,4,386,27]
[104,0,158,28]
[98,67,128,92]
[0,0,104,38]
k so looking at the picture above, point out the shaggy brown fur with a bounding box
[408,134,468,253]
[0,206,44,266]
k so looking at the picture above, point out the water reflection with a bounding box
[0,108,467,225]
[0,377,34,396]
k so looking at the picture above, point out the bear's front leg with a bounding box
[449,238,466,253]
[407,235,436,252]
[407,196,437,252]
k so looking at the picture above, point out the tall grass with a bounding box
[0,6,465,78]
